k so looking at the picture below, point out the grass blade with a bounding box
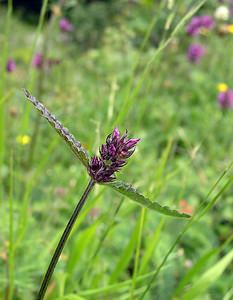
[139,163,233,299]
[180,248,233,300]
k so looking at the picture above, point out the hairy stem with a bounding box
[36,179,95,300]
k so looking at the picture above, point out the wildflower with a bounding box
[186,15,214,36]
[201,15,215,29]
[227,24,233,33]
[186,16,202,36]
[217,83,228,92]
[231,5,233,17]
[179,200,193,215]
[6,59,16,72]
[16,135,31,145]
[32,54,60,70]
[214,6,230,20]
[184,259,193,268]
[218,89,233,108]
[88,128,140,183]
[51,4,61,17]
[187,43,205,64]
[32,53,43,69]
[218,24,231,35]
[59,18,74,32]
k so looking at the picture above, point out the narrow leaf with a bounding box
[59,295,86,300]
[23,89,89,167]
[180,248,233,300]
[108,181,190,218]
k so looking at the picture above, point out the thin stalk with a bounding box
[8,154,14,300]
[131,207,145,299]
[22,0,49,132]
[0,0,13,204]
[36,179,95,300]
[27,11,56,167]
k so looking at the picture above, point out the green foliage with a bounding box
[181,247,233,300]
[109,181,190,218]
[0,0,233,299]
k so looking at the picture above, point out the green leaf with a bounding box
[23,89,89,167]
[58,295,86,300]
[174,248,218,296]
[108,181,190,218]
[180,248,233,300]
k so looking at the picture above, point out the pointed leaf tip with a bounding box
[108,181,191,218]
[23,89,89,167]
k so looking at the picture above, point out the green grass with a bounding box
[0,0,233,299]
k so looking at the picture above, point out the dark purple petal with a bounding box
[218,90,233,109]
[186,16,202,36]
[126,138,141,149]
[59,18,74,32]
[113,127,120,139]
[32,53,43,69]
[186,15,214,36]
[187,43,205,64]
[200,15,215,29]
[6,59,16,72]
[88,128,140,183]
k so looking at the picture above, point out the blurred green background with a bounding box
[0,1,233,299]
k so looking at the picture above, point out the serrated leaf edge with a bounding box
[23,89,89,167]
[108,181,190,218]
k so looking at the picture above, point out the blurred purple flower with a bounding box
[218,89,233,109]
[88,128,140,183]
[6,59,16,72]
[187,44,205,64]
[32,53,43,69]
[59,18,74,32]
[186,15,214,36]
[230,4,233,16]
[200,15,214,29]
[186,17,201,36]
[32,53,60,70]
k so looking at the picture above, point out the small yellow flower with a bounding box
[217,83,228,92]
[51,4,61,17]
[227,24,233,33]
[16,135,31,145]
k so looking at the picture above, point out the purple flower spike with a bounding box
[187,43,205,64]
[6,59,16,72]
[88,156,115,183]
[218,90,233,109]
[32,53,43,69]
[88,128,140,183]
[59,18,74,32]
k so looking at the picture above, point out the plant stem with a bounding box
[36,179,95,300]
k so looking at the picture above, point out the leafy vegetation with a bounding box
[0,1,233,299]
